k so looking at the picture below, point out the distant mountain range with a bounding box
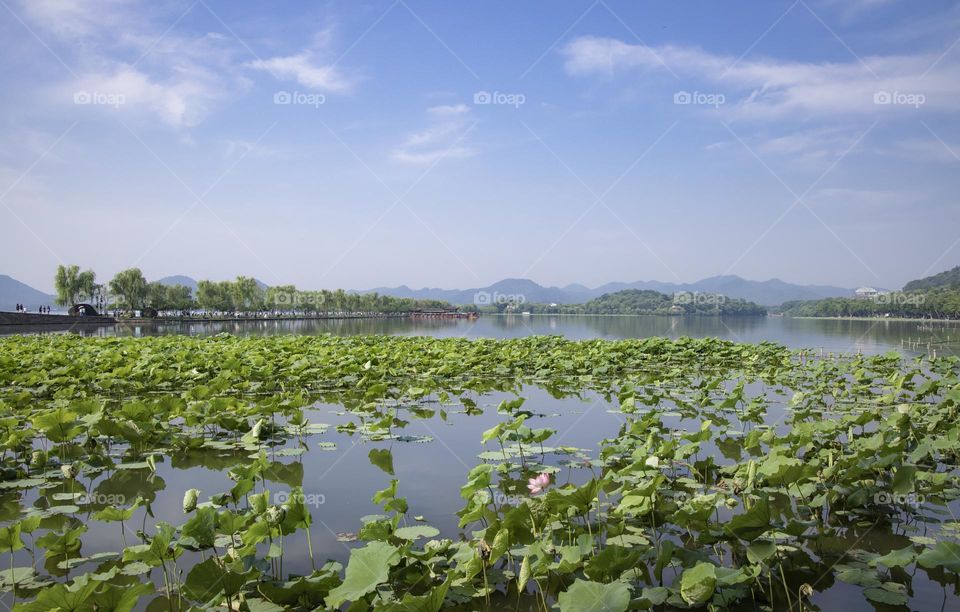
[0,272,872,312]
[360,275,853,306]
[0,275,54,311]
[157,275,200,292]
[156,276,269,292]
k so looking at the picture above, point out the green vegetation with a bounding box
[52,265,96,308]
[781,265,960,319]
[146,282,193,311]
[108,268,149,311]
[904,264,960,291]
[0,334,957,610]
[51,265,451,315]
[780,288,960,319]
[508,289,766,316]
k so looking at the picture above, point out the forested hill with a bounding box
[522,289,767,316]
[903,265,960,291]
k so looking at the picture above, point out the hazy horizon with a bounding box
[5,270,869,297]
[2,1,958,292]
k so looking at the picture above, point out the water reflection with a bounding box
[4,314,958,357]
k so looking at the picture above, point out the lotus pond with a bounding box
[0,334,958,611]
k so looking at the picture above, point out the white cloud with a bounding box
[818,0,902,21]
[561,35,960,119]
[18,1,353,128]
[391,104,476,165]
[18,0,251,128]
[18,0,138,40]
[813,187,915,207]
[753,126,867,162]
[69,63,232,128]
[247,52,351,92]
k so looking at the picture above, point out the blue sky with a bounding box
[1,0,958,292]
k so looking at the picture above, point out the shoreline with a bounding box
[0,311,115,326]
[789,315,960,324]
[489,312,766,318]
[0,311,478,327]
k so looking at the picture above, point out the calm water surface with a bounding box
[3,316,959,610]
[4,314,959,357]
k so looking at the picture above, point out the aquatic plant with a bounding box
[0,334,956,609]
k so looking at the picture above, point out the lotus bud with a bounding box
[799,583,814,599]
[30,450,47,468]
[61,462,79,480]
[250,419,265,440]
[266,506,286,525]
[897,404,910,415]
[183,488,199,513]
[746,460,757,490]
[477,539,491,561]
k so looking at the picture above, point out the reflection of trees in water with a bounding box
[782,318,960,357]
[486,314,767,340]
[67,314,960,356]
[101,317,467,338]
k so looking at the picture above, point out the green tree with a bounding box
[196,280,233,312]
[164,285,194,310]
[146,282,169,309]
[53,265,96,307]
[231,276,264,311]
[109,268,148,310]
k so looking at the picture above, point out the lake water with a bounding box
[5,314,959,358]
[3,317,959,610]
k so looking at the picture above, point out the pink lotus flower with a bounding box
[527,472,550,495]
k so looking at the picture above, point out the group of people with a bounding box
[14,304,51,313]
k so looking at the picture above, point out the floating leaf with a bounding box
[558,579,630,612]
[680,562,717,605]
[394,525,439,541]
[326,542,401,608]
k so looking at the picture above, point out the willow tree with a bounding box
[196,280,233,311]
[109,268,148,310]
[53,265,96,307]
[232,276,264,311]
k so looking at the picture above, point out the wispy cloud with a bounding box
[817,0,902,21]
[18,1,354,128]
[247,52,351,91]
[561,35,960,119]
[813,187,916,207]
[19,0,249,128]
[391,104,476,165]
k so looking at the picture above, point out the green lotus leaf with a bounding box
[369,448,395,475]
[680,562,717,605]
[394,525,440,541]
[326,541,402,608]
[917,541,960,573]
[725,496,771,541]
[557,579,630,612]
